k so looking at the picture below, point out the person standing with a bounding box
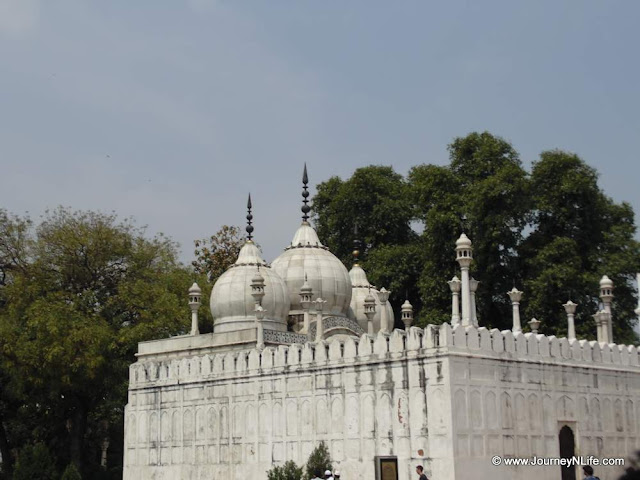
[416,465,428,480]
[324,469,334,480]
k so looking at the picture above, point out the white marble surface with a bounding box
[124,325,640,480]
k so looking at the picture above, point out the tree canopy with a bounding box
[313,132,640,342]
[193,225,245,283]
[522,150,640,343]
[313,166,415,265]
[0,208,197,478]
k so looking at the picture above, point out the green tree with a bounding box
[444,132,530,329]
[312,133,639,339]
[409,132,529,327]
[0,209,31,290]
[61,463,82,480]
[267,460,303,480]
[408,164,464,324]
[313,166,415,265]
[12,443,57,480]
[313,166,416,317]
[364,243,425,327]
[0,209,35,478]
[0,208,194,476]
[522,150,640,342]
[304,441,332,480]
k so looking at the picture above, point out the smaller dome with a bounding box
[349,265,370,287]
[347,264,394,333]
[401,299,413,312]
[189,282,201,294]
[210,242,289,333]
[251,269,264,285]
[599,275,614,289]
[456,233,472,248]
[447,276,461,292]
[300,276,312,294]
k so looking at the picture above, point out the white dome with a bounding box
[599,275,614,289]
[456,233,472,248]
[271,223,352,317]
[210,241,290,333]
[347,264,394,332]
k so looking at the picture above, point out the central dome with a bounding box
[271,223,352,317]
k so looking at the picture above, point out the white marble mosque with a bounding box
[123,168,640,480]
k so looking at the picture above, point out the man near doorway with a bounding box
[583,465,599,480]
[416,465,428,480]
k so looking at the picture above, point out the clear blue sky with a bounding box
[1,0,639,263]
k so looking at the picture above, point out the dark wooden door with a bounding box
[380,458,398,480]
[559,425,576,480]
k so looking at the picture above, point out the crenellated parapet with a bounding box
[129,325,640,390]
[442,323,640,366]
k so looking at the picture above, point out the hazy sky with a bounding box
[1,0,639,264]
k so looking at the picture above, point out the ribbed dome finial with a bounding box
[302,164,310,223]
[246,193,254,241]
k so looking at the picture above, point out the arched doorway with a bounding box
[559,425,576,480]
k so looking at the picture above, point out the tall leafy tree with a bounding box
[312,133,639,339]
[313,166,415,265]
[0,208,195,477]
[445,132,531,329]
[0,209,35,477]
[409,164,464,324]
[313,166,416,317]
[522,150,640,342]
[410,132,530,327]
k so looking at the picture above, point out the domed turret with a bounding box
[345,229,394,332]
[347,264,394,332]
[455,232,472,249]
[271,166,352,324]
[210,196,290,333]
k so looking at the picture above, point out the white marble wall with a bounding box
[124,325,640,480]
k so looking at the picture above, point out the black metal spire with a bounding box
[246,193,254,241]
[353,223,361,265]
[460,213,468,233]
[301,163,310,223]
